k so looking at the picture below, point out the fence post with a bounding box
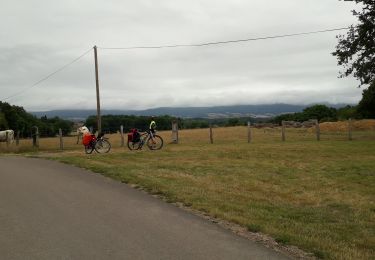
[59,128,64,150]
[281,121,286,141]
[32,126,39,148]
[209,124,213,144]
[120,125,125,147]
[348,118,353,141]
[6,131,9,148]
[315,120,320,141]
[247,121,252,143]
[76,131,81,144]
[16,130,20,146]
[172,121,179,144]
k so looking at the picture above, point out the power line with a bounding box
[2,27,350,101]
[98,27,349,50]
[3,47,93,101]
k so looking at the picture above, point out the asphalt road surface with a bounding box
[0,156,290,260]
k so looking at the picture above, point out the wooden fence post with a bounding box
[6,131,9,148]
[76,131,81,144]
[281,121,286,141]
[247,121,252,143]
[32,126,39,148]
[348,118,353,141]
[315,120,320,141]
[172,121,179,144]
[209,124,213,144]
[59,128,64,150]
[120,125,125,147]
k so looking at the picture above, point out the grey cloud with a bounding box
[0,0,361,111]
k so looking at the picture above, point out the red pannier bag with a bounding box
[127,132,133,142]
[82,134,95,146]
[128,128,139,142]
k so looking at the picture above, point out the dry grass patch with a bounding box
[4,126,375,259]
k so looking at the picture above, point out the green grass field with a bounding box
[2,126,375,259]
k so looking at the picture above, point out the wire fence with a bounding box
[1,119,374,153]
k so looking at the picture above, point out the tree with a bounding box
[357,81,375,118]
[0,101,73,137]
[271,105,337,124]
[302,105,337,122]
[0,112,9,129]
[337,105,359,119]
[333,0,375,87]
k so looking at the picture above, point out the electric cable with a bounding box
[3,26,350,101]
[98,27,349,50]
[3,47,93,101]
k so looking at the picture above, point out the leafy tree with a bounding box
[271,113,301,125]
[227,118,240,126]
[0,112,8,129]
[357,82,375,118]
[333,0,374,118]
[333,0,375,86]
[337,105,359,120]
[44,116,74,136]
[0,101,73,137]
[271,105,338,123]
[302,105,337,122]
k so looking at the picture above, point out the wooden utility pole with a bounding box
[94,46,102,134]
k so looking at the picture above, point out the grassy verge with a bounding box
[7,127,375,259]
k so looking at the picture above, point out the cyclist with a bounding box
[149,116,157,143]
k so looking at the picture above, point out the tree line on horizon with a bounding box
[0,101,73,137]
[0,99,373,138]
[270,104,368,124]
[84,114,266,133]
[84,102,373,133]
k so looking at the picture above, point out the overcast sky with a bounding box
[0,0,363,111]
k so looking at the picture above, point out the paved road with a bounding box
[0,157,290,260]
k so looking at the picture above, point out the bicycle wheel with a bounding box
[85,145,94,154]
[95,139,111,153]
[147,135,163,150]
[127,140,142,150]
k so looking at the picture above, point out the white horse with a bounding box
[76,126,90,144]
[0,130,14,144]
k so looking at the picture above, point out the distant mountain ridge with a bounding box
[31,103,349,121]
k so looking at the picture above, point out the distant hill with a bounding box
[31,103,349,121]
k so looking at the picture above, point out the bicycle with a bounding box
[127,130,163,151]
[84,133,111,154]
